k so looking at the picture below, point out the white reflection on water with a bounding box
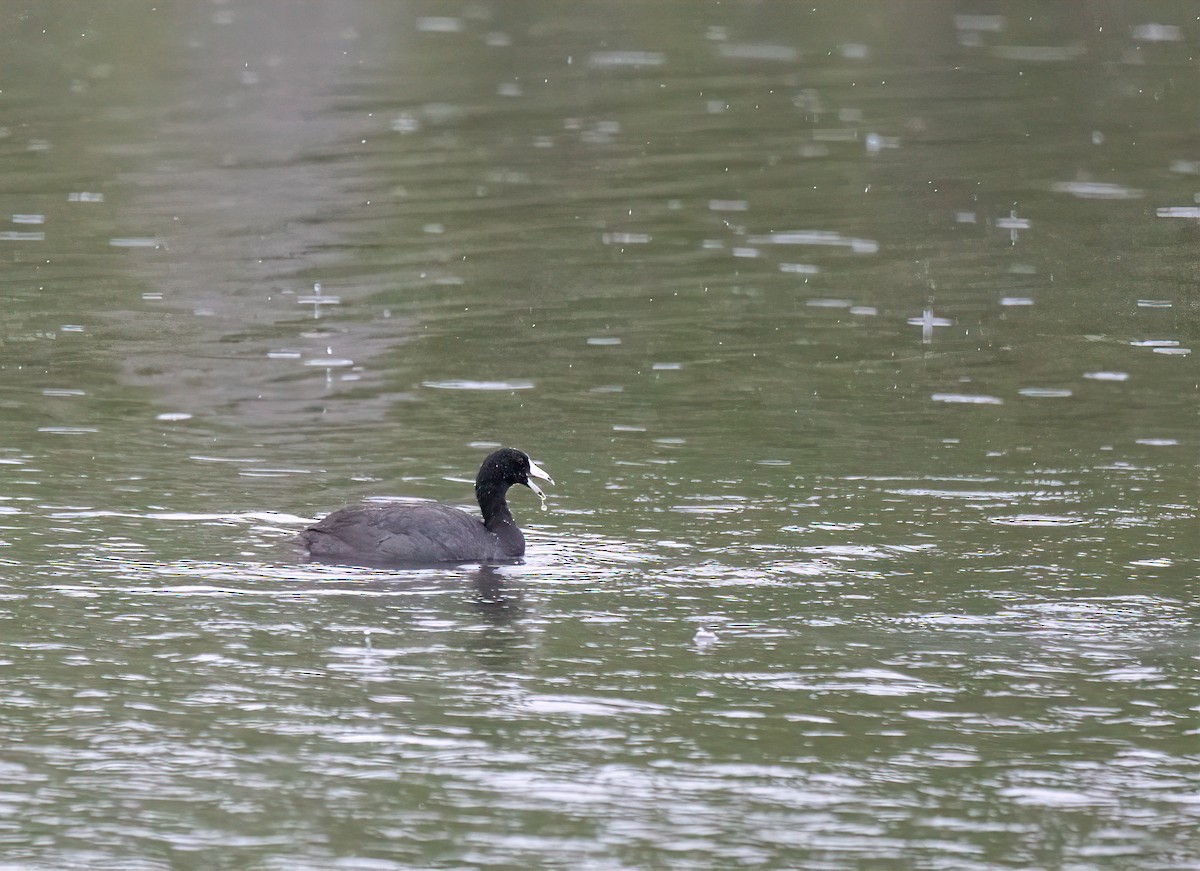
[746,230,879,253]
[931,393,1003,405]
[988,515,1089,527]
[1051,181,1144,200]
[587,51,665,68]
[717,43,799,63]
[421,379,535,390]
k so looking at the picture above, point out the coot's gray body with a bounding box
[299,448,552,566]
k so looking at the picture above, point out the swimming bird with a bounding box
[299,447,552,566]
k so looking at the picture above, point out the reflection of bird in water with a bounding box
[465,567,531,672]
[470,566,518,612]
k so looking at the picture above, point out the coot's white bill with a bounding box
[527,459,553,506]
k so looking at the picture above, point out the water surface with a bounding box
[0,2,1196,868]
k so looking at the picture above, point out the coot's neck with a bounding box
[476,481,524,553]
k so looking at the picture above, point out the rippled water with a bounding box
[0,2,1196,868]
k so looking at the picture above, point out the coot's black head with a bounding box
[475,448,553,504]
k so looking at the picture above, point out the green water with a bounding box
[0,2,1196,868]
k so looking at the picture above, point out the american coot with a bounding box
[299,447,552,566]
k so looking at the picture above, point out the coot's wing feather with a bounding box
[301,503,499,564]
